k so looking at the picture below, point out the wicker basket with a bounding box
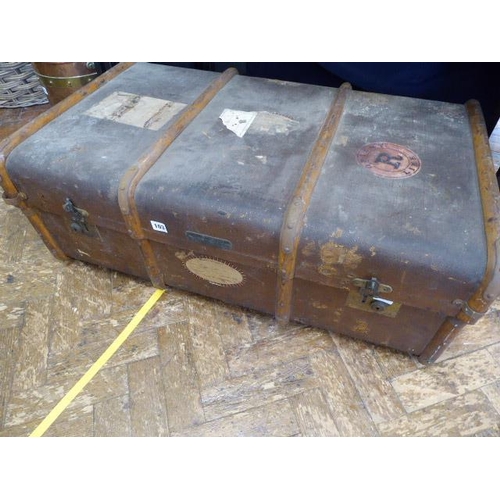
[0,62,49,108]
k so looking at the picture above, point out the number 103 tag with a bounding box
[150,220,168,233]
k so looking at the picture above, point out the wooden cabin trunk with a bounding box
[2,62,499,363]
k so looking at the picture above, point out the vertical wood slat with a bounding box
[128,356,170,437]
[310,348,379,436]
[186,298,230,389]
[276,83,351,323]
[291,388,341,437]
[419,102,500,363]
[94,394,132,437]
[49,263,112,357]
[0,327,21,430]
[157,323,205,432]
[490,117,500,164]
[333,336,406,424]
[11,298,52,392]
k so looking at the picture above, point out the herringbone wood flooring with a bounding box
[1,105,500,438]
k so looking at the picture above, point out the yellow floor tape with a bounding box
[30,288,165,437]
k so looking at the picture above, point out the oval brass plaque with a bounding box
[185,257,244,286]
[356,142,421,179]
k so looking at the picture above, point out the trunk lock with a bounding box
[63,198,90,234]
[352,277,394,312]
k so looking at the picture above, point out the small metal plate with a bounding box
[346,290,402,318]
[186,231,232,250]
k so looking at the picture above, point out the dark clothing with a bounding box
[245,62,500,134]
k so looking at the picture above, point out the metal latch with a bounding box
[352,277,394,312]
[63,198,90,234]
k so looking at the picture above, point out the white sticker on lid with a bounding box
[251,111,299,135]
[151,220,168,233]
[219,109,257,138]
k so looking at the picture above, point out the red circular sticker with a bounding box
[356,142,421,179]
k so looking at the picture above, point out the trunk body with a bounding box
[2,62,499,362]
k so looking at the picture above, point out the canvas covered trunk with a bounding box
[1,62,499,363]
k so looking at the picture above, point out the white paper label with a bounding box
[85,91,186,130]
[150,220,168,233]
[219,109,299,138]
[219,109,257,138]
